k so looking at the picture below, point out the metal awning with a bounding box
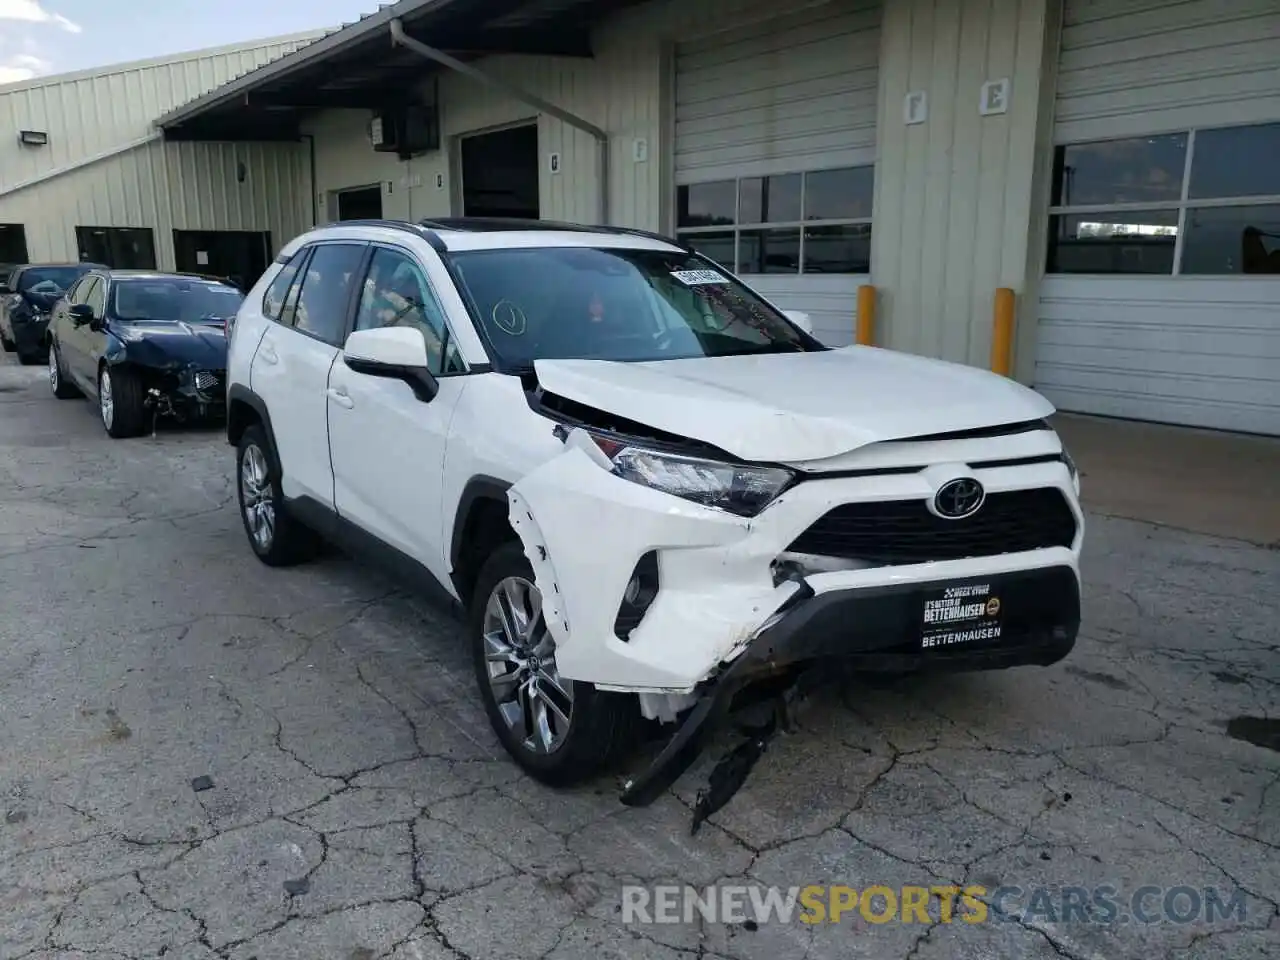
[156,0,645,141]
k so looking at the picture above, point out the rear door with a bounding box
[250,241,368,507]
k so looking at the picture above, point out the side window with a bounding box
[292,243,366,346]
[66,276,91,304]
[353,246,461,374]
[84,279,105,315]
[262,249,307,321]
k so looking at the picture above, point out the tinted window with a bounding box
[1189,123,1280,200]
[738,228,800,273]
[16,265,85,295]
[804,224,872,273]
[805,167,875,220]
[677,181,736,227]
[1047,212,1178,274]
[66,276,93,304]
[112,278,244,322]
[353,247,461,374]
[740,174,802,224]
[1051,135,1187,206]
[292,244,366,345]
[448,246,822,371]
[84,279,106,315]
[1181,205,1280,275]
[263,250,307,320]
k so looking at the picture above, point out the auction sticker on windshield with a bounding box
[671,269,728,285]
[920,583,1002,649]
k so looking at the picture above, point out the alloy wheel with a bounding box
[482,575,574,754]
[240,443,275,551]
[99,370,114,429]
[48,348,58,392]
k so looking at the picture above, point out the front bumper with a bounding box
[508,428,1084,695]
[617,563,1078,807]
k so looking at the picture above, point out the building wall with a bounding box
[305,0,857,234]
[0,33,323,265]
[869,0,1061,372]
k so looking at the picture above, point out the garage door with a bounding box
[1036,0,1280,436]
[672,1,881,346]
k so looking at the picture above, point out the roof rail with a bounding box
[416,217,690,251]
[316,218,446,253]
[589,224,691,251]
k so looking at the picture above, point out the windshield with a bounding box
[17,266,86,295]
[111,278,244,323]
[446,247,823,370]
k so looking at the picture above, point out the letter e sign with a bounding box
[980,79,1010,116]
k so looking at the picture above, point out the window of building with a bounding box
[1047,122,1280,275]
[75,227,157,269]
[291,243,367,346]
[0,224,29,268]
[676,165,874,275]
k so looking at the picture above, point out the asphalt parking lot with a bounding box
[1,352,1277,960]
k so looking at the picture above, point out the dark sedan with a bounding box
[1,262,104,364]
[46,269,243,438]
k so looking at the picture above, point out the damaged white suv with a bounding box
[226,217,1083,810]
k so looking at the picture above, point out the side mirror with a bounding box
[782,309,814,334]
[343,326,438,403]
[69,303,94,326]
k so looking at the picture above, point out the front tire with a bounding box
[49,342,80,399]
[470,541,637,786]
[99,366,145,438]
[236,424,319,566]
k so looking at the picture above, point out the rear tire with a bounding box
[99,366,146,438]
[49,342,81,399]
[470,540,637,786]
[236,423,320,566]
[17,349,42,366]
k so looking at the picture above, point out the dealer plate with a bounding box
[920,582,1003,650]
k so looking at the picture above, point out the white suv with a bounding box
[226,217,1083,806]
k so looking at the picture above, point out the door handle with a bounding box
[259,343,279,365]
[327,387,354,409]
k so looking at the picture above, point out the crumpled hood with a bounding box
[533,346,1056,463]
[116,320,227,370]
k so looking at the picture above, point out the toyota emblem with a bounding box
[933,478,985,519]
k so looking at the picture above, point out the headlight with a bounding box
[591,435,793,517]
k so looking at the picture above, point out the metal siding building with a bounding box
[22,0,1276,436]
[0,33,324,276]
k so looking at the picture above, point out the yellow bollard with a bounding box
[991,287,1016,376]
[856,285,876,345]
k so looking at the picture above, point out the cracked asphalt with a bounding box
[0,352,1277,960]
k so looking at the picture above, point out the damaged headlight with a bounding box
[592,436,793,517]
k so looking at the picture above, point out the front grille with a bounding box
[786,488,1077,566]
[193,370,222,391]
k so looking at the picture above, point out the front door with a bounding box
[173,230,271,290]
[326,243,466,585]
[62,276,107,393]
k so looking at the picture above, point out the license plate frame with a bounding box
[920,581,1004,650]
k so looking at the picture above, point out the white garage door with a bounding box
[1036,0,1280,436]
[672,0,881,346]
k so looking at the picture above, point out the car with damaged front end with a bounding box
[46,269,241,438]
[223,218,1084,826]
[1,262,104,364]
